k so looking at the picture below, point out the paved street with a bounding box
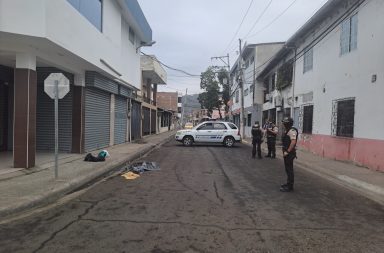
[1,140,383,253]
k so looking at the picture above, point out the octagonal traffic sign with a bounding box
[44,73,70,99]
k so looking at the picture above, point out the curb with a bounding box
[0,134,174,219]
[241,140,384,206]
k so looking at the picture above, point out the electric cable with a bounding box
[221,0,255,55]
[246,0,298,39]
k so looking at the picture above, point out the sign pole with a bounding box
[54,80,59,179]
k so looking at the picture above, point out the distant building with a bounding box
[230,42,284,138]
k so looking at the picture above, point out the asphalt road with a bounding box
[1,141,383,253]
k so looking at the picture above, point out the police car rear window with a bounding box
[228,123,238,129]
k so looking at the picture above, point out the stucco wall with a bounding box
[0,0,143,89]
[294,0,384,140]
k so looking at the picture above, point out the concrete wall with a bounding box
[0,0,144,89]
[292,0,384,171]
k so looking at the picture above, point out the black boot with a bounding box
[280,185,293,192]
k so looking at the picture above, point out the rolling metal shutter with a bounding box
[131,101,141,141]
[85,88,110,151]
[142,107,150,136]
[151,109,156,134]
[114,96,127,145]
[36,69,73,152]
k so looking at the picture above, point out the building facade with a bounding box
[258,0,384,171]
[230,43,283,138]
[0,0,153,168]
[139,55,167,136]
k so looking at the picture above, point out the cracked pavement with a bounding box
[0,141,383,252]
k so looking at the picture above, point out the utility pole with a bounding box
[181,88,188,125]
[239,39,245,137]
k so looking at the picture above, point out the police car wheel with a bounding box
[224,137,235,147]
[182,136,193,146]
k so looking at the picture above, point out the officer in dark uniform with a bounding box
[251,121,263,159]
[265,120,278,158]
[280,117,298,192]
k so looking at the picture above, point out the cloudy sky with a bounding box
[138,0,328,95]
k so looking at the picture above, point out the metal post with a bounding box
[291,47,297,118]
[239,39,245,137]
[54,80,59,179]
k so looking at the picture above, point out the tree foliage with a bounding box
[198,67,230,119]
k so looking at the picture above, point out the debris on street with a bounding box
[121,171,140,180]
[84,150,110,162]
[129,161,160,174]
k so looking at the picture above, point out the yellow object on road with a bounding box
[121,171,140,180]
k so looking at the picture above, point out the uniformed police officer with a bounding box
[280,117,298,192]
[251,121,263,159]
[265,120,278,158]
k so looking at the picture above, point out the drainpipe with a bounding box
[291,47,297,118]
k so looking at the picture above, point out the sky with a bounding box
[138,0,329,95]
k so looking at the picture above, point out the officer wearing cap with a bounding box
[280,117,298,192]
[265,119,278,158]
[251,121,263,159]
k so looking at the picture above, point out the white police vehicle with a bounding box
[175,121,241,147]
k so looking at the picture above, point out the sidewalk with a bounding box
[0,131,175,219]
[242,138,384,206]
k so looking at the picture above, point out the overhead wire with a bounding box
[221,0,255,55]
[140,52,200,77]
[242,0,274,39]
[230,0,367,94]
[246,0,298,40]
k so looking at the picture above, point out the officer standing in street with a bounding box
[280,117,299,192]
[265,120,278,158]
[251,121,263,159]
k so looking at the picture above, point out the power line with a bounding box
[246,0,298,39]
[221,0,255,55]
[140,52,200,77]
[231,0,367,96]
[242,0,274,39]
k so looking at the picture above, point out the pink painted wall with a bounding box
[299,134,384,172]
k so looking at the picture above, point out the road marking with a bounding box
[337,175,384,196]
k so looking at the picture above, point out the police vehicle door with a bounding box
[195,122,214,142]
[213,123,227,141]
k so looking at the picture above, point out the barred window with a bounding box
[340,14,358,55]
[303,47,313,73]
[336,99,355,137]
[247,114,252,127]
[302,105,313,134]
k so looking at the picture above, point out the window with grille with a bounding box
[340,14,358,55]
[336,99,355,137]
[302,105,313,134]
[303,47,313,73]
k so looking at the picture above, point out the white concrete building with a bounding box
[0,0,153,168]
[257,0,384,171]
[230,43,283,138]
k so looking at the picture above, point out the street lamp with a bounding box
[136,40,156,53]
